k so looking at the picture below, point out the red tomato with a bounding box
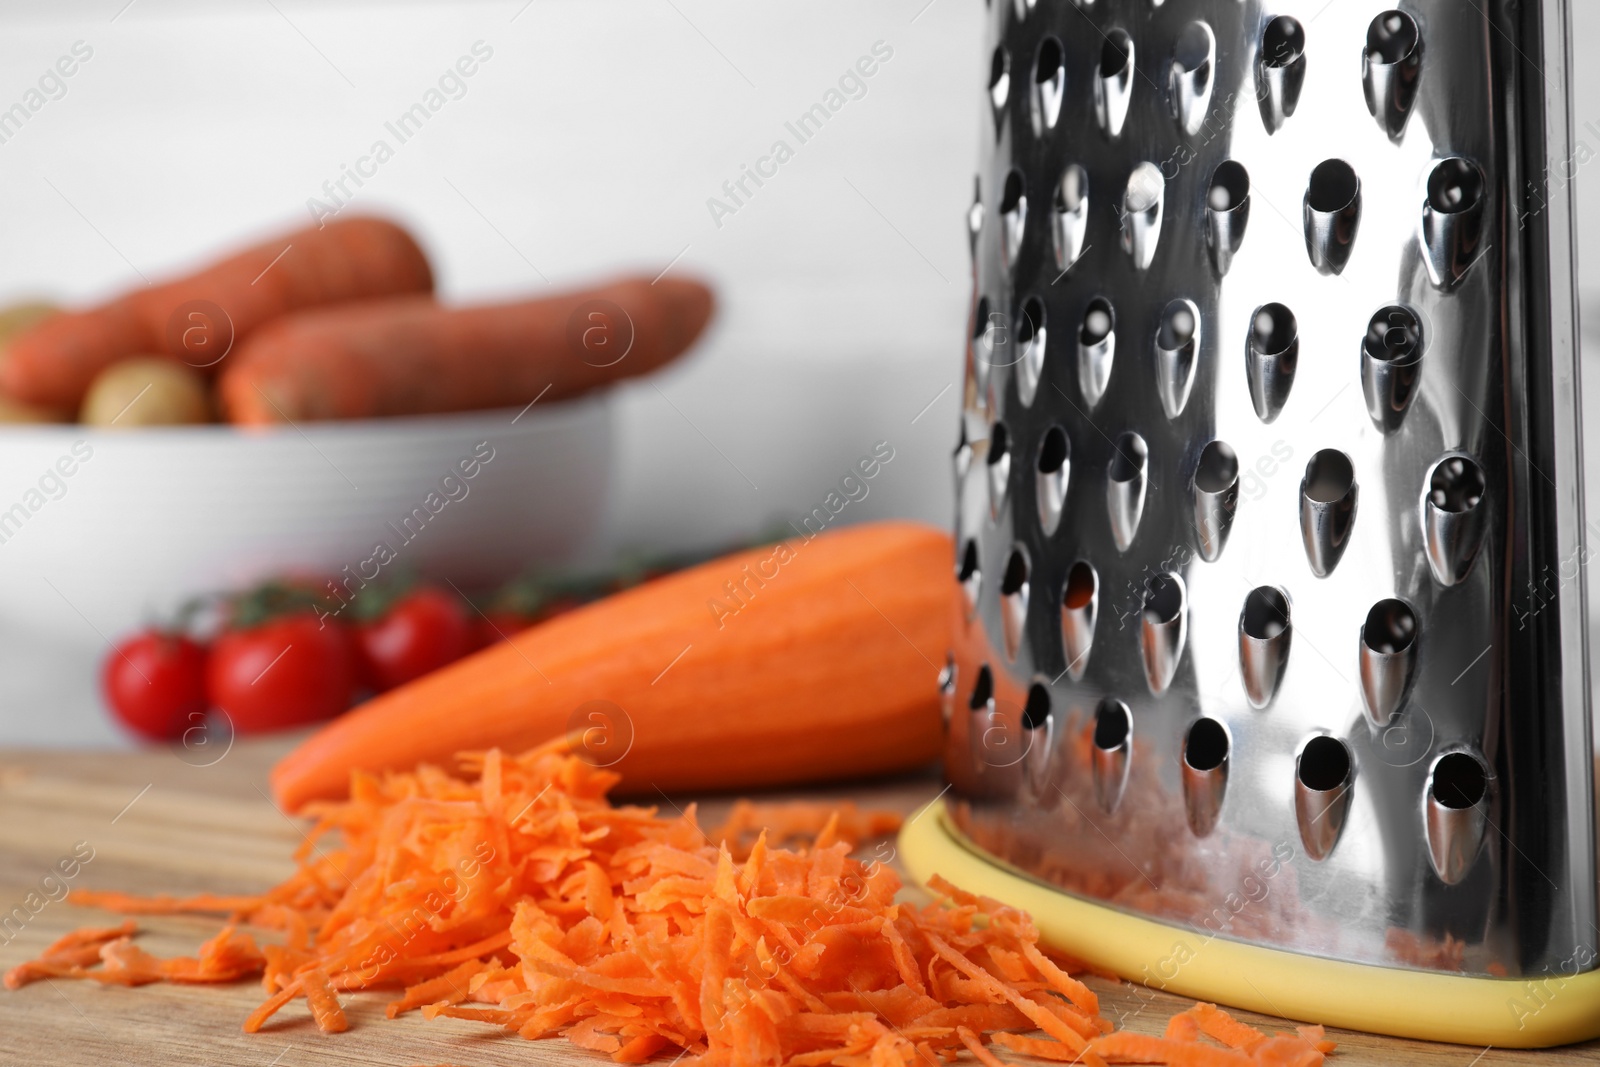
[102,631,209,741]
[208,612,357,733]
[356,586,472,691]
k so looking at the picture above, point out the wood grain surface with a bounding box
[0,738,1593,1066]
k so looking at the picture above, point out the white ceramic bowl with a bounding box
[0,396,612,644]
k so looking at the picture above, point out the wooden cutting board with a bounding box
[0,738,1592,1066]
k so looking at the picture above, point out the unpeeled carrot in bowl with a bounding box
[0,216,434,410]
[271,520,950,811]
[217,275,714,423]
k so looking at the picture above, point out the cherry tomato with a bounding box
[102,631,209,741]
[356,586,472,691]
[207,612,357,733]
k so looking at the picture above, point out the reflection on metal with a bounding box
[1300,449,1358,577]
[1078,297,1116,409]
[1139,572,1186,694]
[1121,163,1164,270]
[1303,159,1361,275]
[1182,717,1229,838]
[1245,302,1297,423]
[1060,561,1097,681]
[1154,298,1201,420]
[1168,22,1216,135]
[1425,751,1490,885]
[1091,697,1132,814]
[1205,160,1250,276]
[1257,16,1306,133]
[1360,304,1423,433]
[1035,425,1069,536]
[1359,598,1418,727]
[1420,157,1487,289]
[1095,30,1135,139]
[1107,431,1147,551]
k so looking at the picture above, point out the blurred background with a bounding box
[0,0,1597,744]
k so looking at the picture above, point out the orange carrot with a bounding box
[0,217,432,409]
[270,521,950,810]
[217,275,713,423]
[13,740,1339,1065]
[1184,1003,1268,1052]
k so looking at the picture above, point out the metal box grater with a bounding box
[935,0,1597,1004]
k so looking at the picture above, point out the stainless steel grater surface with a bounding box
[943,0,1593,980]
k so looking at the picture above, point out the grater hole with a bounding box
[1064,560,1096,610]
[1023,684,1051,731]
[1308,159,1359,213]
[1093,698,1130,750]
[1208,159,1249,212]
[1184,717,1228,772]
[958,538,980,586]
[1299,736,1351,791]
[1304,449,1354,504]
[1173,21,1212,74]
[938,654,956,694]
[973,296,991,343]
[1242,586,1290,640]
[1432,752,1487,809]
[1363,598,1416,654]
[1018,295,1044,347]
[1057,164,1088,214]
[1142,573,1182,625]
[989,46,1010,108]
[1262,15,1305,68]
[988,421,1010,467]
[1195,440,1239,493]
[1081,298,1115,345]
[1365,305,1422,362]
[1428,157,1484,215]
[1251,303,1297,357]
[969,663,994,711]
[1100,29,1133,78]
[1429,455,1485,513]
[1109,431,1147,483]
[1125,163,1163,215]
[1035,36,1063,85]
[1038,425,1068,474]
[1158,301,1198,350]
[1367,10,1419,65]
[1001,169,1026,216]
[1001,547,1028,597]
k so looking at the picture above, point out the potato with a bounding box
[0,300,57,346]
[80,357,212,427]
[0,302,71,423]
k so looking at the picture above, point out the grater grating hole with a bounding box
[1429,455,1485,513]
[1208,159,1249,212]
[1018,296,1045,366]
[1428,157,1484,215]
[989,45,1011,113]
[1251,302,1297,357]
[1000,168,1026,214]
[958,538,981,600]
[1195,439,1239,494]
[1023,683,1051,731]
[1038,425,1068,475]
[1064,560,1096,610]
[1363,598,1416,654]
[1365,305,1422,362]
[973,296,992,349]
[1100,30,1132,78]
[1036,36,1063,86]
[1367,10,1419,66]
[1081,298,1115,345]
[1308,159,1360,214]
[1173,21,1213,74]
[969,663,994,711]
[1109,431,1147,483]
[1093,698,1131,750]
[968,177,984,245]
[1184,717,1228,772]
[1431,752,1487,809]
[1304,448,1354,504]
[938,655,956,694]
[1158,300,1198,349]
[1242,586,1290,640]
[1125,163,1163,215]
[1001,547,1028,596]
[1299,735,1351,791]
[1262,15,1305,69]
[1142,572,1182,625]
[988,421,1010,467]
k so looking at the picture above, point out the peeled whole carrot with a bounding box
[0,216,433,410]
[217,276,714,423]
[271,521,949,810]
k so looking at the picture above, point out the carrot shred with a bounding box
[9,747,1338,1065]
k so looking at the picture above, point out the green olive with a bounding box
[80,357,212,428]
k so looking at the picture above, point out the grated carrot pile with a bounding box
[7,747,1335,1065]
